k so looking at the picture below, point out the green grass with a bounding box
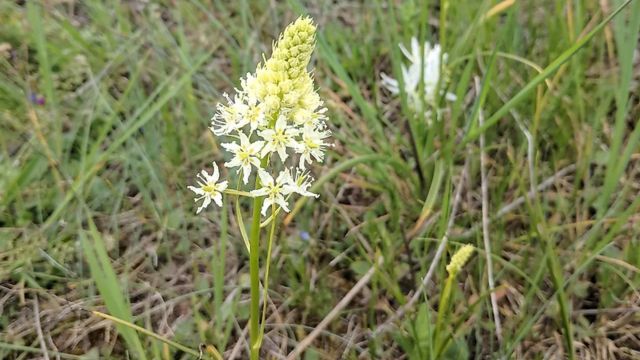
[1,0,639,358]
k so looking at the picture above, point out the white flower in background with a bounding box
[188,162,229,214]
[296,125,330,170]
[222,133,264,184]
[381,37,456,112]
[251,170,294,215]
[189,17,330,215]
[258,115,300,161]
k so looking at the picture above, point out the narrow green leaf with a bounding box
[464,0,633,143]
[82,213,147,359]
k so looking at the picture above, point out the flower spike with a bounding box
[190,16,330,215]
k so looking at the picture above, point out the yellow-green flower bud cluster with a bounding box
[446,244,474,275]
[269,16,315,78]
[249,16,318,116]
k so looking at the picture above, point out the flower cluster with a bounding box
[190,17,330,216]
[381,37,456,115]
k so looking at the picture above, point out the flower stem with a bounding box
[249,193,263,360]
[259,206,278,338]
[250,115,276,360]
[434,274,454,356]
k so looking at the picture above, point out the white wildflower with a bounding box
[283,169,318,198]
[296,125,330,170]
[293,104,328,128]
[187,162,228,214]
[381,37,456,111]
[251,170,293,215]
[222,133,264,184]
[258,115,299,161]
[241,72,259,102]
[246,98,267,132]
[210,93,249,135]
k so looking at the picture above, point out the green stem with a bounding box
[259,205,278,338]
[434,274,455,357]
[249,113,277,359]
[249,192,263,360]
[224,188,254,197]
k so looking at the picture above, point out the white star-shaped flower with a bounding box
[188,162,228,214]
[210,93,249,136]
[380,37,456,110]
[282,169,318,198]
[258,115,299,161]
[222,133,264,184]
[292,106,328,129]
[250,170,294,215]
[246,98,267,132]
[296,125,330,170]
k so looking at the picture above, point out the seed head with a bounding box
[446,244,474,275]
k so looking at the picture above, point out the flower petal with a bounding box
[242,164,252,184]
[212,162,220,181]
[257,170,273,186]
[250,188,269,197]
[212,193,223,207]
[188,185,205,195]
[277,146,288,161]
[250,140,265,154]
[221,142,240,152]
[275,195,290,212]
[275,114,287,130]
[197,196,212,214]
[261,198,272,216]
[225,158,242,168]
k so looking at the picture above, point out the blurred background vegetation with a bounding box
[1,0,639,358]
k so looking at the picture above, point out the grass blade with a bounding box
[81,214,147,359]
[42,50,216,231]
[597,0,640,214]
[91,311,211,359]
[464,0,633,143]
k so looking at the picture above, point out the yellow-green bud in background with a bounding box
[446,245,475,275]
